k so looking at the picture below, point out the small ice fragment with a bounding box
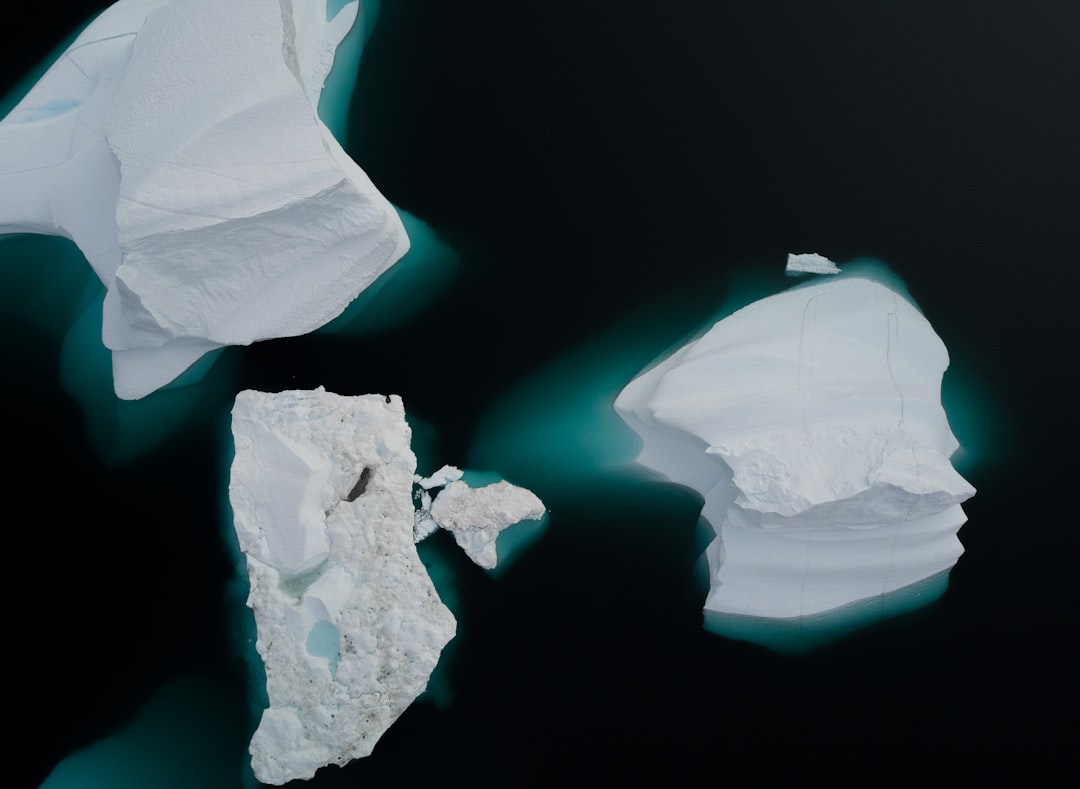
[415,465,464,490]
[785,252,842,275]
[429,481,546,569]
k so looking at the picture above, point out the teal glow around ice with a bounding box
[314,1,459,340]
[216,411,268,784]
[413,536,460,710]
[0,234,235,465]
[469,264,784,504]
[319,0,382,141]
[59,285,234,464]
[0,19,89,117]
[40,675,252,789]
[705,570,952,654]
[450,469,550,576]
[317,209,458,335]
[489,513,548,577]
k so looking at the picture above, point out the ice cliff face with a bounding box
[230,388,544,783]
[0,0,407,399]
[616,277,975,620]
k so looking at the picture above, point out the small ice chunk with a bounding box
[786,252,842,275]
[429,481,546,569]
[415,465,464,490]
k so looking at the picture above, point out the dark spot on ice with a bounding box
[346,466,373,502]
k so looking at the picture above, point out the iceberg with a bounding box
[615,276,975,625]
[230,388,545,783]
[231,388,453,784]
[0,0,407,400]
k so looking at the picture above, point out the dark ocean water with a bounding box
[5,2,1077,787]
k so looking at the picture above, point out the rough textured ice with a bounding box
[230,388,546,782]
[616,277,975,620]
[230,389,455,785]
[0,0,407,399]
[411,466,546,568]
[416,465,464,490]
[429,480,546,569]
[786,252,842,275]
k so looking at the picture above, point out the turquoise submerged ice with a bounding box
[616,276,975,623]
[0,0,408,399]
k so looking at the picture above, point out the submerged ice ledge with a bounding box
[616,274,975,625]
[230,388,544,784]
[0,0,407,399]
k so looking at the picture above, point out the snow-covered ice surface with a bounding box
[230,388,545,783]
[616,276,975,626]
[0,0,407,399]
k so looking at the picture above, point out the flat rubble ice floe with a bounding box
[230,388,544,784]
[0,0,407,399]
[616,276,975,621]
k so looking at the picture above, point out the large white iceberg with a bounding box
[616,277,975,622]
[0,0,407,399]
[230,388,545,783]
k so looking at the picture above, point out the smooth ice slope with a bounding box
[616,277,975,620]
[230,389,454,784]
[0,0,407,399]
[230,389,546,782]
